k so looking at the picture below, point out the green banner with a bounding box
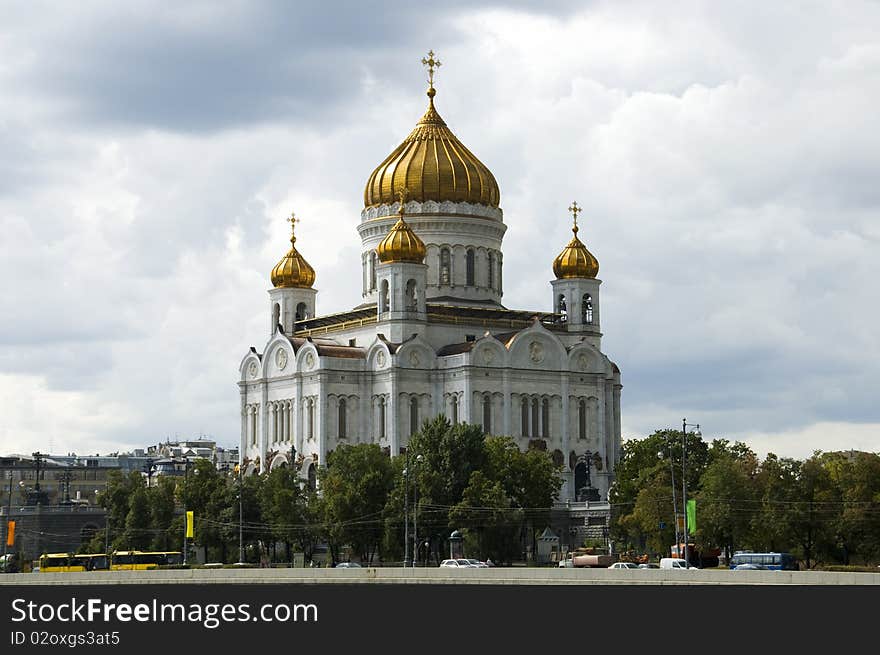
[686,499,696,533]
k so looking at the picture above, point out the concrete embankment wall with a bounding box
[2,568,879,586]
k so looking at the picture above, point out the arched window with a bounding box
[410,396,419,436]
[451,395,459,424]
[542,398,550,437]
[488,251,495,290]
[558,294,567,322]
[370,252,378,291]
[439,248,451,285]
[578,399,587,440]
[307,399,315,440]
[378,397,386,439]
[531,398,539,438]
[379,279,389,313]
[482,393,492,434]
[338,398,346,439]
[405,279,417,310]
[582,293,593,324]
[272,303,281,332]
[466,249,475,286]
[295,302,307,321]
[521,397,529,436]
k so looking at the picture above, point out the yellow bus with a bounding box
[38,553,110,572]
[110,551,183,570]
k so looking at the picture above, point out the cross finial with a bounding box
[421,49,442,89]
[287,211,299,241]
[568,201,582,232]
[396,186,409,218]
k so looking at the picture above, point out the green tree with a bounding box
[450,471,521,564]
[148,476,178,552]
[123,483,151,551]
[695,440,758,557]
[259,466,309,564]
[318,444,395,564]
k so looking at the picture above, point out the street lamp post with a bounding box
[2,471,13,566]
[403,449,410,568]
[412,454,423,569]
[233,464,244,565]
[681,418,700,569]
[658,445,680,559]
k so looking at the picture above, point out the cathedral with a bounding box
[238,53,622,502]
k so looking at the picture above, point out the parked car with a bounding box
[334,562,362,568]
[440,559,476,568]
[637,563,660,569]
[607,562,640,570]
[467,559,489,568]
[659,558,699,570]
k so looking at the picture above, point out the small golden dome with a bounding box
[377,191,427,263]
[364,53,500,210]
[553,202,599,279]
[271,212,316,288]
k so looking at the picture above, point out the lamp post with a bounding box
[233,464,244,564]
[412,454,423,569]
[403,450,410,568]
[658,445,680,559]
[2,470,13,566]
[182,458,198,565]
[681,418,700,569]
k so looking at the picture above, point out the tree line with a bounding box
[88,417,562,566]
[610,430,880,568]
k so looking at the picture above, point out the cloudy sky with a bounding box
[1,1,878,460]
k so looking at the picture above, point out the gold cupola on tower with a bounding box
[271,212,316,288]
[377,188,427,263]
[553,201,599,279]
[364,51,500,210]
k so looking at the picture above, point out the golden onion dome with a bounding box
[271,212,316,288]
[364,52,500,210]
[376,192,427,263]
[553,202,599,279]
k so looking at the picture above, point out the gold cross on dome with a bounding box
[568,201,582,228]
[287,211,299,237]
[421,50,442,87]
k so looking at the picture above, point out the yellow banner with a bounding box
[186,511,194,538]
[5,520,14,546]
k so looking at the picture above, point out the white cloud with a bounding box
[1,2,879,460]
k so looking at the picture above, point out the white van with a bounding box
[659,557,697,570]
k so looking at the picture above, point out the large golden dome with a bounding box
[553,204,599,279]
[364,87,500,210]
[271,213,316,288]
[376,197,427,263]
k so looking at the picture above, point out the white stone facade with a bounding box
[239,201,622,502]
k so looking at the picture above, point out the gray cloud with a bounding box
[1,1,878,458]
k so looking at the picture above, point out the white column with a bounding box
[502,370,511,436]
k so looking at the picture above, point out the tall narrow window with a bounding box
[482,394,492,434]
[338,398,346,439]
[558,295,567,322]
[307,399,314,440]
[296,302,307,321]
[410,396,419,436]
[531,398,539,438]
[451,395,459,424]
[521,397,529,436]
[582,293,593,324]
[578,399,587,440]
[488,251,495,290]
[405,279,417,310]
[542,398,550,437]
[370,252,378,291]
[497,253,503,294]
[272,303,281,332]
[378,397,386,439]
[379,279,389,313]
[440,248,451,285]
[466,249,475,286]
